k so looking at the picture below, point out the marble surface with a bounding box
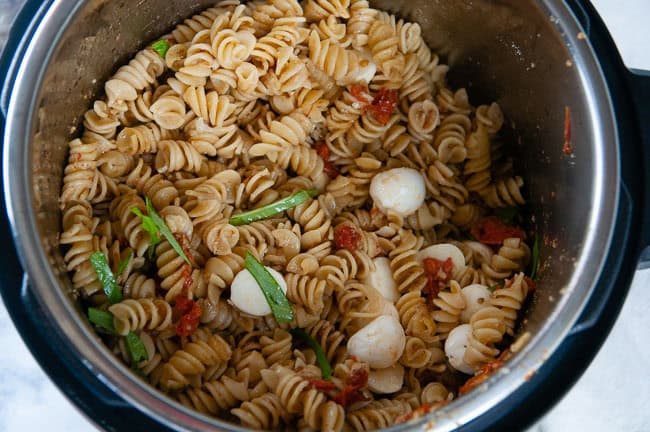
[0,1,649,431]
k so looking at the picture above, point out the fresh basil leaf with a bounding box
[530,233,541,280]
[116,251,133,278]
[244,252,293,323]
[144,197,191,265]
[90,252,123,304]
[126,331,148,364]
[88,308,116,334]
[495,207,519,225]
[290,328,332,379]
[229,189,318,226]
[131,207,161,258]
[151,39,170,59]
[488,284,499,292]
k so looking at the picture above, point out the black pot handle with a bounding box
[627,69,650,269]
[0,0,52,116]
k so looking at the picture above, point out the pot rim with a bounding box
[2,0,620,430]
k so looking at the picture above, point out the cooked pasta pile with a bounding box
[58,0,536,430]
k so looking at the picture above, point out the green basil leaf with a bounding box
[244,252,293,323]
[151,39,170,59]
[290,328,332,379]
[131,207,161,258]
[145,197,191,265]
[495,207,519,225]
[126,331,149,364]
[88,308,116,334]
[116,251,133,278]
[488,284,499,292]
[229,190,318,226]
[90,252,123,304]
[530,233,541,280]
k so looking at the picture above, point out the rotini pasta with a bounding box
[61,2,536,429]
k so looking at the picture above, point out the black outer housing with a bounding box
[0,1,648,431]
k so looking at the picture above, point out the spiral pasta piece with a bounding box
[490,272,530,335]
[304,0,350,21]
[480,176,526,208]
[463,306,507,370]
[347,399,412,431]
[105,48,165,108]
[159,334,232,390]
[367,20,403,81]
[108,298,173,336]
[432,280,465,340]
[155,140,205,174]
[177,370,250,414]
[231,393,287,429]
[481,237,530,281]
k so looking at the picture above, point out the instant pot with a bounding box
[0,0,648,431]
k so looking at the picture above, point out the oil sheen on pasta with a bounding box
[58,0,534,430]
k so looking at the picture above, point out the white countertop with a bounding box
[0,1,649,431]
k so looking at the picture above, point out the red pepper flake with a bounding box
[422,257,453,304]
[350,84,371,105]
[563,106,573,156]
[459,350,510,395]
[395,400,449,424]
[334,223,361,252]
[175,296,202,337]
[471,217,526,246]
[367,88,398,125]
[332,367,369,407]
[314,140,340,179]
[305,377,338,392]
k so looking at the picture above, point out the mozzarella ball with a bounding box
[363,257,399,303]
[367,364,405,394]
[445,324,474,374]
[416,243,466,278]
[230,267,288,317]
[347,315,406,368]
[460,284,492,323]
[370,168,426,217]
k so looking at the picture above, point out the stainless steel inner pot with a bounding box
[2,0,619,430]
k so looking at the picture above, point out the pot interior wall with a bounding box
[27,0,599,421]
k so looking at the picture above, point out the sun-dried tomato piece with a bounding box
[471,216,526,245]
[332,366,369,407]
[306,377,338,392]
[174,296,202,337]
[334,223,362,252]
[174,296,194,315]
[459,350,510,395]
[422,257,453,303]
[314,140,340,178]
[367,88,398,125]
[350,84,371,105]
